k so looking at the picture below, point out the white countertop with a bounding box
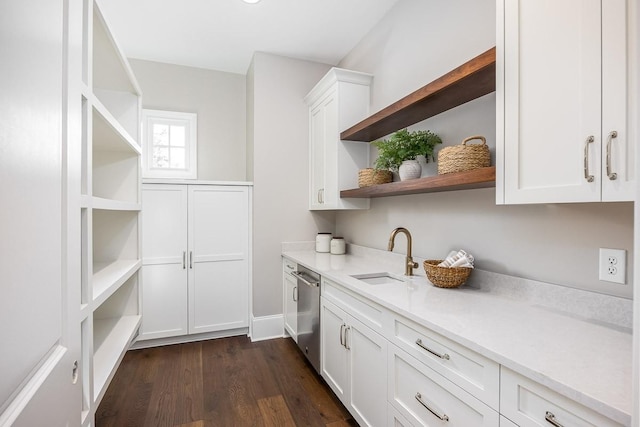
[282,246,632,426]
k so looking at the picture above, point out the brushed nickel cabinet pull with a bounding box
[606,131,618,180]
[339,324,345,346]
[293,286,297,302]
[416,338,450,360]
[415,392,449,422]
[344,326,351,350]
[189,251,193,269]
[584,135,595,183]
[545,411,564,427]
[182,251,186,269]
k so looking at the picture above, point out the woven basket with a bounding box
[437,135,490,175]
[423,260,472,288]
[358,168,393,187]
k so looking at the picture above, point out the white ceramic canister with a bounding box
[315,232,332,253]
[330,237,346,255]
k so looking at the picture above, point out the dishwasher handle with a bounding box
[291,271,319,287]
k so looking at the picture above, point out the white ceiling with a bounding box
[99,0,401,75]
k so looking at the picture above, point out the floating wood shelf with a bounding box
[340,167,496,198]
[340,47,496,142]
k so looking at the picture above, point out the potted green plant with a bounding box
[373,129,442,180]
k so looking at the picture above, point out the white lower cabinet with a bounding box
[282,258,298,340]
[389,344,499,426]
[500,367,624,427]
[321,297,387,427]
[140,183,250,341]
[316,278,623,427]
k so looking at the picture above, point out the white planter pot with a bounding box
[398,159,422,180]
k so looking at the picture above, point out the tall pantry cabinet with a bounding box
[139,183,251,344]
[80,0,142,425]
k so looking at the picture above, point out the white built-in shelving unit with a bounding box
[79,1,142,425]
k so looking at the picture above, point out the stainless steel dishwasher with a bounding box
[291,265,321,373]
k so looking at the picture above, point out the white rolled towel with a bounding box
[438,250,474,268]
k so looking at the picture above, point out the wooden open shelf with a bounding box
[340,47,496,142]
[340,167,496,198]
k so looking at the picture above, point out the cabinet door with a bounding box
[500,0,602,203]
[309,91,337,209]
[601,0,634,201]
[188,185,249,334]
[320,298,349,402]
[283,272,298,340]
[347,316,387,427]
[140,185,188,339]
[0,0,79,425]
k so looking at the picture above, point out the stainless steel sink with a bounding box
[350,272,405,285]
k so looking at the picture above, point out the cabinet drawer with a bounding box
[500,367,623,427]
[389,315,500,409]
[282,257,296,276]
[322,278,387,333]
[389,344,499,427]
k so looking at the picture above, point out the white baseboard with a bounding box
[130,328,248,350]
[250,314,284,342]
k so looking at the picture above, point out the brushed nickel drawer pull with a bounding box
[584,135,595,183]
[416,338,450,360]
[340,324,345,347]
[415,392,449,422]
[293,286,297,302]
[606,131,618,180]
[545,411,564,427]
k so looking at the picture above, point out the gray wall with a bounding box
[248,52,335,317]
[129,59,247,181]
[336,0,634,298]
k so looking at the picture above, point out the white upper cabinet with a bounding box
[497,0,636,204]
[305,68,373,210]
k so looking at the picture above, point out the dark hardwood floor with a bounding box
[96,336,358,427]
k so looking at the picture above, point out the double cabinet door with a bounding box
[498,0,634,203]
[321,297,387,427]
[140,184,249,340]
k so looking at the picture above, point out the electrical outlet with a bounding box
[598,248,626,284]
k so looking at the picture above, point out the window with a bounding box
[142,109,197,179]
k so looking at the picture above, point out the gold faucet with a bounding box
[388,227,419,276]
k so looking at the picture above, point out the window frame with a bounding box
[142,109,198,179]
